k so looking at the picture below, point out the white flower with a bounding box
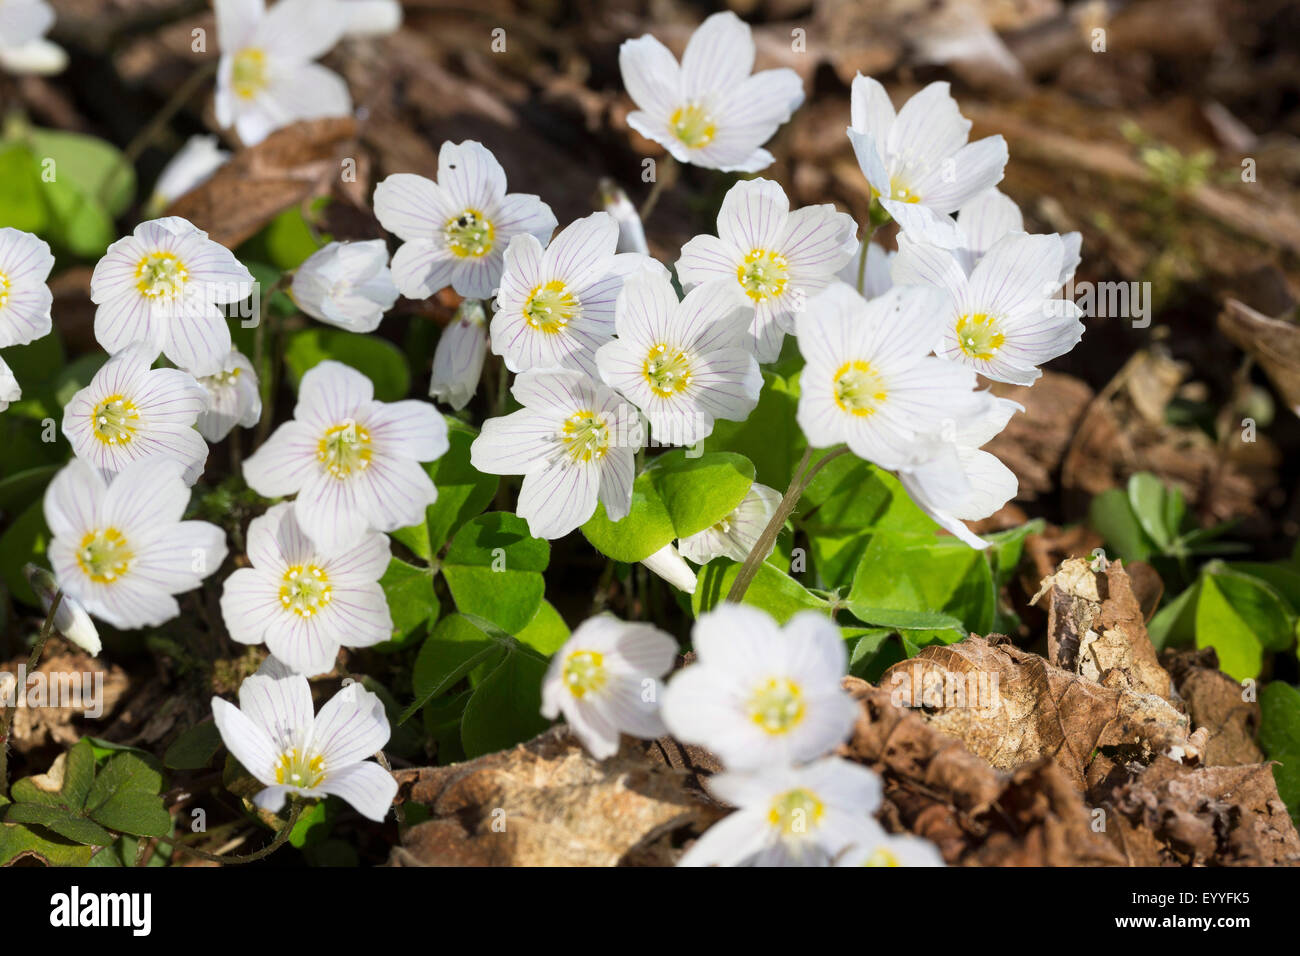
[678,481,780,564]
[220,502,392,676]
[677,179,858,361]
[619,11,804,173]
[890,187,1082,288]
[540,614,677,759]
[895,395,1021,550]
[0,0,65,75]
[429,298,488,410]
[661,605,858,770]
[794,283,984,470]
[640,543,697,595]
[214,0,351,147]
[89,216,254,377]
[147,135,230,216]
[0,355,18,411]
[0,227,54,348]
[599,180,649,255]
[290,239,398,332]
[470,369,641,540]
[341,0,402,36]
[596,270,760,446]
[374,140,557,300]
[196,349,262,443]
[243,361,448,556]
[891,231,1085,385]
[62,345,209,485]
[834,831,946,867]
[835,240,895,299]
[211,662,397,821]
[847,76,1008,241]
[44,457,228,630]
[493,212,662,378]
[24,564,101,656]
[679,758,884,867]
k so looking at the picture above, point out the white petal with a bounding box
[211,696,279,784]
[317,761,397,822]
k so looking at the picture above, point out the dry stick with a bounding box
[855,222,878,295]
[152,801,303,866]
[0,592,63,797]
[725,447,852,603]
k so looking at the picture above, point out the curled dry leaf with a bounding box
[1218,298,1300,417]
[878,636,1193,790]
[1031,557,1176,702]
[0,652,128,755]
[840,678,1126,866]
[1161,646,1264,767]
[387,727,721,867]
[1102,757,1300,865]
[164,118,360,250]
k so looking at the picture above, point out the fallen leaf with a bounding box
[1162,646,1264,767]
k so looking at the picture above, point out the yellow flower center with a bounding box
[203,367,242,389]
[864,846,902,866]
[748,677,805,735]
[955,312,1005,360]
[0,271,10,310]
[274,748,325,788]
[90,394,140,445]
[317,422,372,479]
[669,103,717,148]
[560,409,609,463]
[231,47,269,100]
[736,249,789,302]
[76,528,132,584]
[135,251,188,300]
[279,564,333,618]
[832,360,887,417]
[562,649,607,698]
[444,209,495,258]
[642,343,693,397]
[523,279,579,333]
[767,788,825,835]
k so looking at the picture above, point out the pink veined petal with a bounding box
[89,574,182,630]
[540,212,619,291]
[886,81,971,169]
[517,457,599,539]
[311,683,391,767]
[849,73,896,138]
[316,761,397,822]
[349,453,438,534]
[389,240,459,300]
[263,611,340,676]
[613,267,679,350]
[492,193,558,247]
[211,697,280,785]
[495,232,545,312]
[322,528,391,584]
[597,446,636,523]
[294,360,374,429]
[242,419,320,497]
[320,581,392,649]
[247,501,314,569]
[160,299,233,377]
[43,460,105,541]
[373,174,455,243]
[437,140,507,214]
[673,280,753,354]
[617,34,680,117]
[365,398,449,462]
[220,567,285,645]
[716,178,789,254]
[680,11,755,100]
[470,409,558,475]
[93,290,162,356]
[689,347,762,423]
[256,0,344,60]
[99,456,190,535]
[237,671,315,751]
[675,233,739,290]
[911,135,1008,214]
[779,204,858,276]
[293,469,375,556]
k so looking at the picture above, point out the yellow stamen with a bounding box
[669,103,717,148]
[90,394,140,445]
[523,279,579,333]
[955,312,1005,360]
[278,564,333,618]
[135,251,188,300]
[317,422,373,479]
[748,677,805,735]
[642,343,693,397]
[562,649,607,698]
[832,360,887,417]
[274,748,325,788]
[560,409,609,463]
[444,209,495,258]
[76,527,132,584]
[736,249,789,302]
[767,788,825,835]
[231,48,269,100]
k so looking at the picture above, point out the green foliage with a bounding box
[1089,473,1241,572]
[1260,682,1300,827]
[285,327,411,401]
[1,740,171,857]
[442,512,550,634]
[692,559,830,623]
[582,451,755,562]
[379,557,439,647]
[163,720,224,771]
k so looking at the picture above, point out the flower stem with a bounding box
[725,447,852,604]
[252,272,292,448]
[855,222,878,296]
[0,591,62,797]
[638,155,677,222]
[155,801,304,865]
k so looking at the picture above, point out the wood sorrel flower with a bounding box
[374,140,557,300]
[470,369,641,540]
[619,11,804,173]
[0,227,54,349]
[677,481,781,564]
[794,283,984,470]
[214,0,351,146]
[221,502,392,676]
[291,239,399,333]
[540,614,677,759]
[62,344,210,484]
[89,216,253,377]
[211,658,397,821]
[429,299,488,411]
[243,361,448,555]
[44,456,227,630]
[661,605,859,770]
[596,269,760,446]
[680,758,885,867]
[493,212,662,378]
[676,178,857,361]
[195,349,262,443]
